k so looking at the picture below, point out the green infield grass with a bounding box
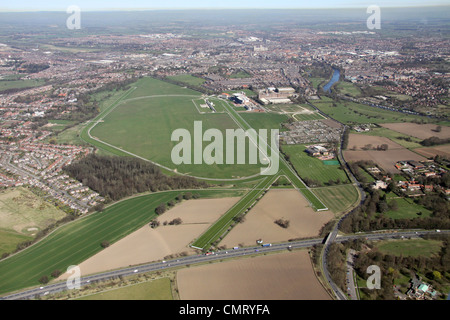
[86,78,269,179]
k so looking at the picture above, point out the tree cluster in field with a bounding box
[100,240,110,248]
[347,160,378,184]
[19,63,50,74]
[342,127,349,150]
[420,136,450,147]
[49,77,138,124]
[339,187,450,234]
[274,218,290,229]
[359,143,389,151]
[308,61,333,80]
[160,218,183,226]
[64,155,209,201]
[150,192,199,228]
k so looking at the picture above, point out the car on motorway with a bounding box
[134,269,138,273]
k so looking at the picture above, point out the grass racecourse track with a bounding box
[0,77,332,295]
[84,77,265,179]
[0,189,239,295]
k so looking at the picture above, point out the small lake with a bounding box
[323,68,340,93]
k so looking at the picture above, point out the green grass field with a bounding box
[239,112,288,131]
[0,79,45,91]
[335,81,362,97]
[313,184,360,213]
[0,189,240,295]
[375,239,443,258]
[293,112,326,121]
[166,74,206,86]
[383,196,432,219]
[77,278,173,300]
[224,89,257,97]
[227,70,252,79]
[281,144,350,185]
[359,127,423,149]
[0,229,32,257]
[45,120,76,131]
[0,187,68,256]
[311,96,430,125]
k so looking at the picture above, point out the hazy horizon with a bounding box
[1,1,449,12]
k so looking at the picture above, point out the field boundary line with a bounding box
[191,175,276,250]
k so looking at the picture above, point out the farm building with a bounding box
[305,145,329,157]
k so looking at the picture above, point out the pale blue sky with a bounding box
[1,0,448,11]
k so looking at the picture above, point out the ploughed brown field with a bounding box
[343,148,427,173]
[219,189,334,248]
[176,250,331,300]
[414,144,450,159]
[347,133,404,151]
[380,123,450,140]
[177,250,331,300]
[58,197,240,279]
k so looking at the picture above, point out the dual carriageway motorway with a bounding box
[2,229,448,300]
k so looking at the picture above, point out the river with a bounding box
[323,68,340,93]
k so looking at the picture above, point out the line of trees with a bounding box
[420,136,450,147]
[64,155,209,201]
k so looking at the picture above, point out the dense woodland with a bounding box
[64,155,209,201]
